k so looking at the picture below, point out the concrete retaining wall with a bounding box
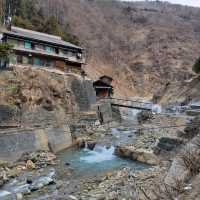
[45,125,72,153]
[0,126,72,161]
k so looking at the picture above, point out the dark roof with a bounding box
[93,80,113,88]
[3,26,83,50]
[100,75,113,81]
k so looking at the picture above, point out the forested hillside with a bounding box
[1,0,200,97]
[0,0,79,44]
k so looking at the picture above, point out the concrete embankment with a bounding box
[0,126,72,161]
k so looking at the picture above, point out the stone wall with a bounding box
[0,105,21,126]
[0,68,96,126]
[71,78,96,111]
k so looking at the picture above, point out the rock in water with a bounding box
[68,195,78,200]
[87,140,96,150]
[76,138,86,148]
[76,138,96,150]
[29,177,54,192]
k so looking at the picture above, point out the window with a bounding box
[24,41,32,49]
[45,46,55,53]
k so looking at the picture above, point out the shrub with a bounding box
[0,43,13,58]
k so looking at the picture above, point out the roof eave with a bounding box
[3,31,84,51]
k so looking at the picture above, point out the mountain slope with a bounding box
[50,0,200,97]
[4,0,200,98]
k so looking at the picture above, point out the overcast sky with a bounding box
[121,0,200,7]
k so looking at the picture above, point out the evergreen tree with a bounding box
[13,0,27,18]
[9,0,79,45]
[42,16,62,36]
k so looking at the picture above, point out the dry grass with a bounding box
[140,178,186,200]
[180,148,200,176]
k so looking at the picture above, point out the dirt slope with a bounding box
[47,0,200,97]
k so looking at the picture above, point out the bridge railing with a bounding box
[101,97,153,111]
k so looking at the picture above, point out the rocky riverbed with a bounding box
[1,109,199,200]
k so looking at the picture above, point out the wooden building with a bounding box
[1,26,86,73]
[93,75,113,100]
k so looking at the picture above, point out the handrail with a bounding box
[102,97,152,105]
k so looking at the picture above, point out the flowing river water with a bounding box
[56,108,151,178]
[2,107,154,199]
[57,145,148,178]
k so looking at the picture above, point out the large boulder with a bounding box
[181,116,200,139]
[115,145,159,165]
[154,137,184,154]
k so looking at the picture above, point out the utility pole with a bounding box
[3,0,12,29]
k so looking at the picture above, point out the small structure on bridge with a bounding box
[93,75,113,101]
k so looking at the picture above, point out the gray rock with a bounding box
[154,137,184,154]
[16,193,23,200]
[0,190,12,200]
[12,184,31,194]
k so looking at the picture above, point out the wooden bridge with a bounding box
[101,97,152,111]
